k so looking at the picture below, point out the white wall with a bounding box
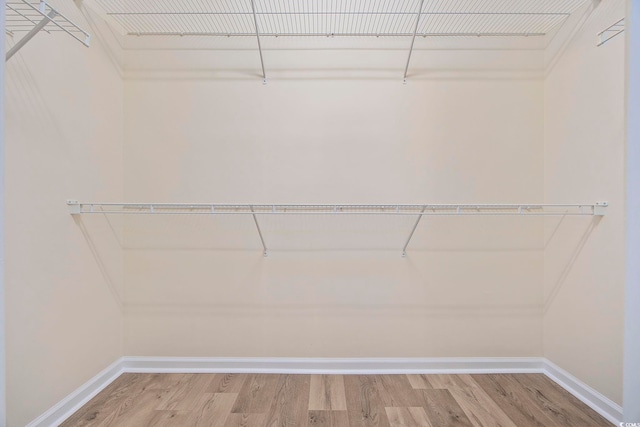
[123,76,545,358]
[4,2,124,425]
[543,0,626,406]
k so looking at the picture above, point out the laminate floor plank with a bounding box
[223,413,266,427]
[140,409,191,427]
[186,392,238,427]
[106,389,173,427]
[448,386,517,427]
[421,389,474,427]
[344,375,391,427]
[60,374,156,427]
[427,375,479,390]
[231,374,281,414]
[406,375,434,390]
[146,373,192,390]
[208,373,250,394]
[532,374,612,426]
[472,374,558,427]
[264,374,311,427]
[308,410,350,426]
[61,373,614,427]
[90,383,173,427]
[385,407,433,427]
[509,374,612,427]
[156,374,215,411]
[309,375,348,410]
[376,375,425,407]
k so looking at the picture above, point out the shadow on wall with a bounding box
[4,42,67,144]
[6,39,126,311]
[75,216,544,318]
[543,215,603,314]
[118,68,539,82]
[73,208,603,324]
[105,214,546,251]
[73,215,124,311]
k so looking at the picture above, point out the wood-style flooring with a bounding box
[61,373,613,427]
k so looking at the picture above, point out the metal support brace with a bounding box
[597,18,624,46]
[250,206,268,256]
[6,7,57,61]
[403,0,425,83]
[402,206,426,257]
[249,0,267,84]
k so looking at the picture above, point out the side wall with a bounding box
[123,74,545,358]
[543,0,626,405]
[4,2,125,425]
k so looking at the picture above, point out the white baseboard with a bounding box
[542,359,623,426]
[26,358,125,427]
[120,356,544,375]
[28,356,622,426]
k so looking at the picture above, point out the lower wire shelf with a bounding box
[66,200,608,257]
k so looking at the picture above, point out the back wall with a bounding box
[123,77,545,358]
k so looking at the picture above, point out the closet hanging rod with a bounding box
[66,201,608,216]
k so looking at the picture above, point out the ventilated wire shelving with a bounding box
[93,0,588,38]
[67,201,608,257]
[90,0,590,82]
[597,18,624,46]
[5,0,90,61]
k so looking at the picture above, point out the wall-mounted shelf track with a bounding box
[5,0,90,61]
[67,201,607,257]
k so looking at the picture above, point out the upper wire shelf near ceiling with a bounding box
[5,0,90,45]
[93,0,589,38]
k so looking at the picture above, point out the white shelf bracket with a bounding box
[403,0,425,83]
[249,0,267,84]
[402,205,426,257]
[594,201,608,216]
[250,206,268,257]
[66,199,81,215]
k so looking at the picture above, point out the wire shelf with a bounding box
[68,200,606,256]
[597,18,624,47]
[67,202,607,217]
[5,0,90,46]
[93,0,588,37]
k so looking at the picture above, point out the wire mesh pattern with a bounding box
[93,0,589,37]
[68,202,605,216]
[72,201,605,255]
[5,0,90,45]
